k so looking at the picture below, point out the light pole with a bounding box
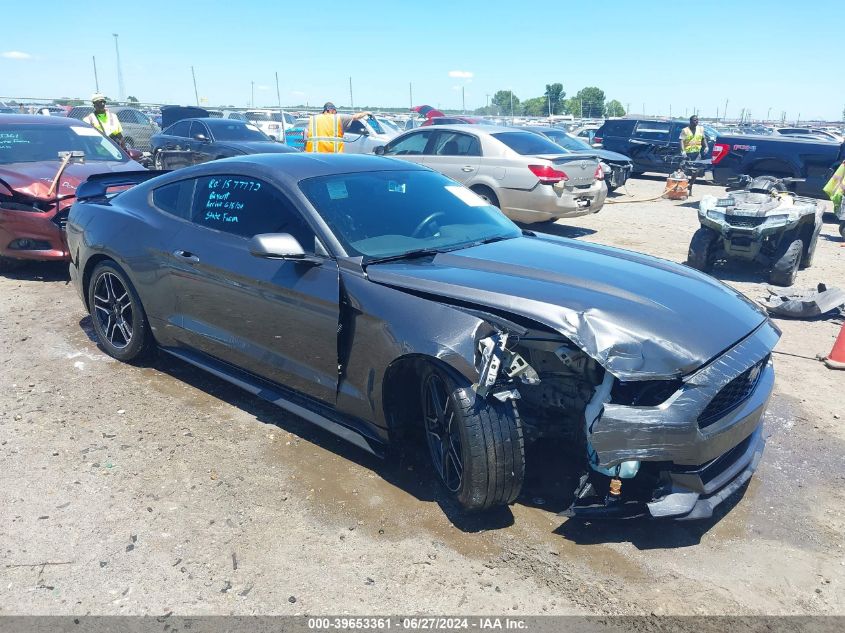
[250,81,254,108]
[767,107,772,121]
[112,33,125,102]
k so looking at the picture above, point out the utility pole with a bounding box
[669,104,672,118]
[349,76,354,110]
[409,82,413,110]
[767,107,772,121]
[191,66,199,106]
[275,71,286,140]
[250,81,254,108]
[723,98,729,122]
[485,93,490,112]
[92,56,99,93]
[462,85,465,114]
[548,94,551,117]
[112,33,125,102]
[626,102,630,116]
[510,90,513,121]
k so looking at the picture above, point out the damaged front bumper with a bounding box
[566,320,778,520]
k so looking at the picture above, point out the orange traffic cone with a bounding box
[822,322,845,370]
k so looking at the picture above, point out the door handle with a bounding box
[461,166,475,172]
[173,249,200,263]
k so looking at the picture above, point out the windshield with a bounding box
[298,170,521,259]
[271,112,296,125]
[377,118,400,132]
[491,131,566,155]
[209,122,269,142]
[533,128,591,151]
[0,124,126,164]
[365,116,385,135]
[245,111,272,121]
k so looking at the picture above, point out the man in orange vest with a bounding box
[304,102,372,153]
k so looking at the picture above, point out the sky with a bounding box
[1,0,843,121]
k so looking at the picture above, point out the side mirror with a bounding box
[249,233,322,265]
[193,133,209,142]
[374,145,386,156]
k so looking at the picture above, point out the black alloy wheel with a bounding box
[87,261,152,362]
[93,271,134,350]
[423,371,464,493]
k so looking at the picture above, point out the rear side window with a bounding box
[491,132,564,155]
[152,179,196,218]
[165,121,191,137]
[431,131,481,156]
[634,121,671,140]
[190,175,315,247]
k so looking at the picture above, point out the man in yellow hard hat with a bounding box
[83,94,125,148]
[304,102,372,153]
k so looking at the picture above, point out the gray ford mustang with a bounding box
[66,154,780,520]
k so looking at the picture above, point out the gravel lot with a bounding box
[1,176,844,616]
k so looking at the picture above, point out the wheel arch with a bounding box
[381,353,475,443]
[81,254,120,310]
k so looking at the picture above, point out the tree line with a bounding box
[474,84,625,119]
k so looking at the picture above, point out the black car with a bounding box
[150,117,297,169]
[595,119,717,175]
[519,125,633,191]
[66,154,779,520]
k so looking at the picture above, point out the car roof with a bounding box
[0,114,89,126]
[404,124,517,136]
[148,153,428,188]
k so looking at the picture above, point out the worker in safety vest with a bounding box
[83,94,125,148]
[304,102,372,153]
[679,115,708,194]
[679,115,708,160]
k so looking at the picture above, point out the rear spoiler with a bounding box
[76,170,168,202]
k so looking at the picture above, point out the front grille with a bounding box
[52,211,69,230]
[698,356,767,429]
[726,215,766,228]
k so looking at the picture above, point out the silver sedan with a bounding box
[375,125,607,224]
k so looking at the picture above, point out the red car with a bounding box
[0,115,144,272]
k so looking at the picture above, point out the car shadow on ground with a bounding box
[125,350,518,532]
[520,222,597,239]
[0,261,70,282]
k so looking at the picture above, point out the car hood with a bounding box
[365,235,770,380]
[0,160,142,200]
[216,141,298,154]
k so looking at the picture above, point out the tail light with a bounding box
[711,142,730,165]
[528,164,569,184]
[594,164,604,180]
[593,136,603,145]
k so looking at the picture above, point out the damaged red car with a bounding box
[0,114,144,272]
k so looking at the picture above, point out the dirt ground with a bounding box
[1,176,844,616]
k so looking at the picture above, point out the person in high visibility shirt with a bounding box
[678,115,708,194]
[83,94,125,148]
[304,102,372,153]
[679,115,708,160]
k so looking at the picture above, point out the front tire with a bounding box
[687,227,720,272]
[87,261,153,362]
[769,238,803,286]
[420,364,524,512]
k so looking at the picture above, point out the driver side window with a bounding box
[190,176,316,250]
[383,130,433,155]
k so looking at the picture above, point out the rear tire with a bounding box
[687,227,720,272]
[769,239,803,286]
[153,150,165,170]
[87,261,153,362]
[471,186,500,209]
[420,364,524,512]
